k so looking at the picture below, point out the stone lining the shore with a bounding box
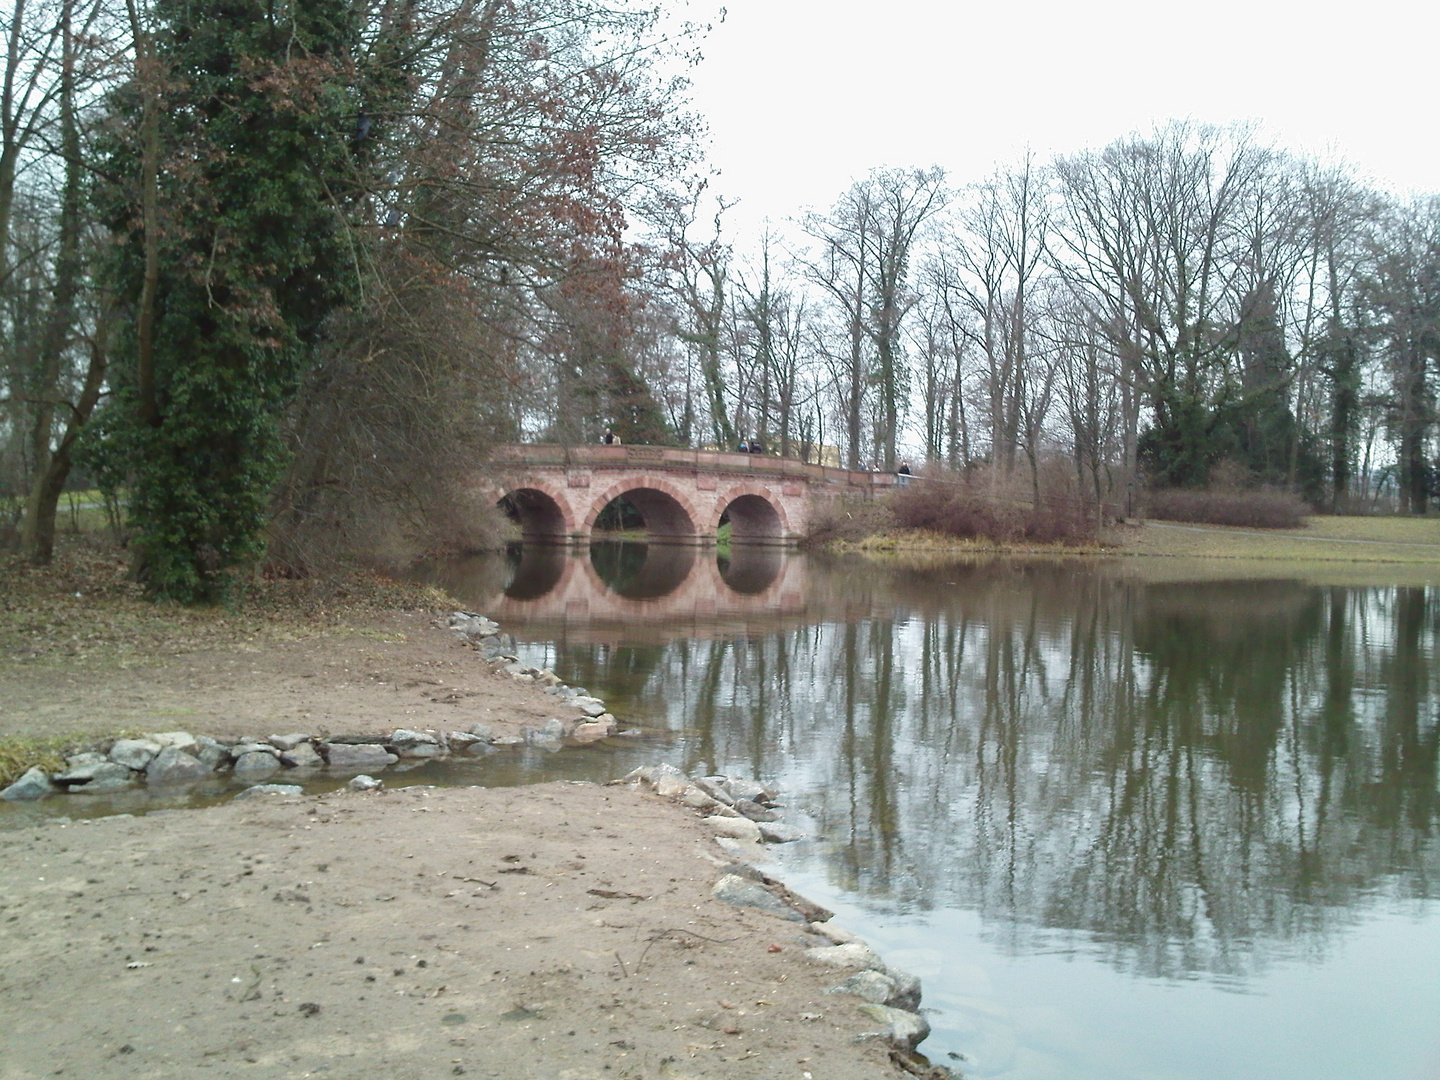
[612,762,937,1060]
[1,610,623,801]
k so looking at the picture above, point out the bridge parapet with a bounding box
[489,443,898,492]
[483,444,897,544]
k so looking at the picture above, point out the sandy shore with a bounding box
[0,781,931,1080]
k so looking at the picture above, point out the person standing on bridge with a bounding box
[601,428,621,445]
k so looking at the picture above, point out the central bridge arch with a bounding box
[586,478,703,541]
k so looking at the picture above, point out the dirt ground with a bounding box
[1,604,578,746]
[0,783,918,1080]
[0,543,932,1079]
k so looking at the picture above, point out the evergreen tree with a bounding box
[94,0,361,601]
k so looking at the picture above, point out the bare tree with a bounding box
[937,154,1049,479]
[1053,122,1271,491]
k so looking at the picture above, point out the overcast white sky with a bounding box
[681,0,1439,242]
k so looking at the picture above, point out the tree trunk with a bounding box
[20,0,81,563]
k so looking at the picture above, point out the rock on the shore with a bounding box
[194,736,229,769]
[279,743,322,768]
[703,815,764,843]
[232,751,282,777]
[108,738,161,770]
[268,733,311,751]
[827,968,920,1011]
[808,921,860,945]
[1,767,55,801]
[321,743,398,771]
[828,969,901,1005]
[347,774,384,791]
[712,874,804,921]
[149,731,198,753]
[54,760,133,792]
[758,821,804,843]
[805,943,885,971]
[146,748,212,785]
[571,716,616,744]
[390,730,442,758]
[856,1003,931,1052]
[572,697,608,717]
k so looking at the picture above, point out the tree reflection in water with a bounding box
[543,558,1438,981]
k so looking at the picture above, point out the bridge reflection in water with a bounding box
[430,542,808,640]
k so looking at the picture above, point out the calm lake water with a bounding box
[428,542,1440,1080]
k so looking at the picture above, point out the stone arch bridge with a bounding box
[482,444,897,544]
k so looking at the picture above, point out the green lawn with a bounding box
[1118,515,1440,563]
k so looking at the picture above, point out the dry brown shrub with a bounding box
[889,463,1102,545]
[803,495,895,545]
[266,251,525,576]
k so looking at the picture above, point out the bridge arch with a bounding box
[498,483,574,542]
[716,484,790,543]
[586,477,702,541]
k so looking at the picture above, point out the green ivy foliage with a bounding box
[88,0,365,602]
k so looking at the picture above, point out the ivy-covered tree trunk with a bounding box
[97,0,360,601]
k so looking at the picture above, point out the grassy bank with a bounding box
[829,516,1439,565]
[1118,515,1440,563]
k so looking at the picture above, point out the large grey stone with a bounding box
[1,767,55,800]
[464,723,495,741]
[711,874,803,921]
[758,821,804,844]
[55,760,133,788]
[322,743,397,771]
[725,777,776,804]
[570,719,614,745]
[347,774,384,791]
[623,763,688,787]
[148,731,198,753]
[194,736,229,769]
[692,776,736,806]
[146,748,212,785]
[231,742,280,758]
[734,799,782,822]
[268,733,312,751]
[448,612,500,638]
[526,719,566,747]
[64,751,108,768]
[234,784,303,800]
[279,743,322,768]
[69,774,135,794]
[390,729,442,758]
[808,921,859,945]
[804,943,885,971]
[654,773,688,798]
[856,1003,930,1052]
[572,697,607,718]
[679,786,722,811]
[827,969,900,1005]
[232,751,281,777]
[108,739,161,770]
[703,815,763,843]
[882,967,922,1012]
